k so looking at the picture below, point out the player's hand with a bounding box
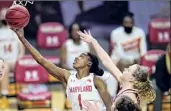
[83,101,99,111]
[10,28,23,38]
[77,30,96,44]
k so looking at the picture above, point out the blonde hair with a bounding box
[133,80,156,104]
[133,65,156,104]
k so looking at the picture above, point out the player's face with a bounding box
[122,64,138,82]
[123,16,134,28]
[73,53,90,69]
[0,60,5,80]
[71,24,80,40]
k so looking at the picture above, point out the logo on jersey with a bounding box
[69,85,92,93]
[121,37,141,53]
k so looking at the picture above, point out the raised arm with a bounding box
[77,31,123,83]
[12,29,70,85]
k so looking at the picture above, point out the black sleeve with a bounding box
[153,55,168,92]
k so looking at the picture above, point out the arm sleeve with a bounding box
[153,57,167,92]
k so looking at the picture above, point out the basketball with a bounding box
[5,5,30,29]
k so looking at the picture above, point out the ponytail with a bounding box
[133,65,156,104]
[90,67,104,76]
[87,53,104,76]
[133,80,156,104]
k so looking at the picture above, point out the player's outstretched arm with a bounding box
[77,30,123,83]
[94,77,112,111]
[12,29,70,84]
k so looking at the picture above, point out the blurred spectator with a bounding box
[110,12,147,71]
[60,23,90,70]
[153,43,171,93]
[0,8,25,105]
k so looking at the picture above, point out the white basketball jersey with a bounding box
[0,27,19,62]
[65,39,90,69]
[66,72,105,111]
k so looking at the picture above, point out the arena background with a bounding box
[0,1,170,111]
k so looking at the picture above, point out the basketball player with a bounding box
[77,30,156,110]
[61,23,118,98]
[11,28,112,111]
[0,8,25,101]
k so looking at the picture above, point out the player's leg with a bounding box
[0,61,15,96]
[1,61,16,94]
[0,62,10,96]
[0,62,9,109]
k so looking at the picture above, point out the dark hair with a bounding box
[87,53,104,76]
[115,96,141,111]
[122,12,134,22]
[68,22,84,39]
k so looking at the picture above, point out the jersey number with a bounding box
[25,70,39,81]
[78,94,82,110]
[46,36,59,45]
[158,32,169,41]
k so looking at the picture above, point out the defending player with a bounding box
[77,30,156,110]
[11,28,112,111]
